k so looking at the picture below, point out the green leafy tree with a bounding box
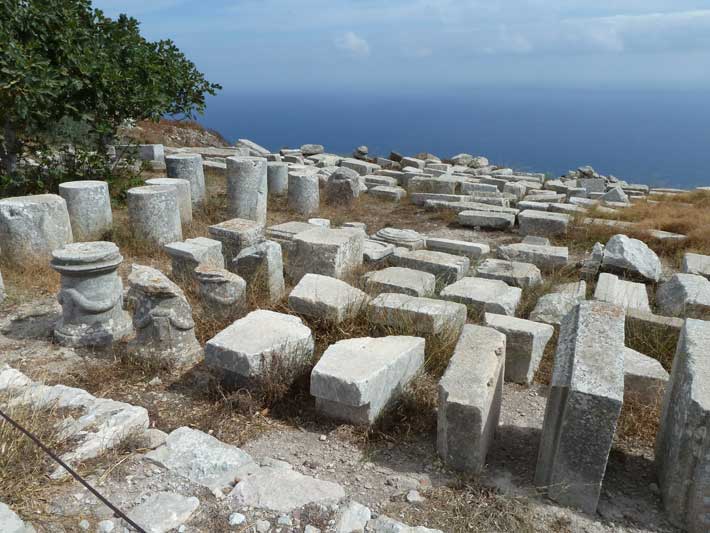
[0,0,220,187]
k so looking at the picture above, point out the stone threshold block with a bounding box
[593,272,651,313]
[437,324,505,473]
[518,210,570,237]
[655,319,710,532]
[623,347,669,404]
[286,227,364,283]
[311,336,425,425]
[457,210,515,230]
[425,238,490,260]
[656,273,710,319]
[440,277,521,318]
[164,237,224,282]
[289,274,369,323]
[208,218,264,266]
[497,242,568,272]
[475,258,542,289]
[367,293,466,337]
[535,301,625,514]
[361,267,436,297]
[389,249,470,286]
[204,310,314,384]
[484,313,554,385]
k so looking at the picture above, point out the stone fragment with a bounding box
[0,194,73,264]
[308,218,330,227]
[529,282,587,325]
[682,252,710,280]
[289,274,369,323]
[288,171,320,215]
[369,185,407,201]
[311,336,425,424]
[361,267,436,297]
[457,210,515,230]
[236,138,270,157]
[194,266,246,320]
[475,258,542,288]
[367,516,442,533]
[426,238,489,260]
[363,239,395,262]
[437,325,505,473]
[484,313,554,385]
[325,167,361,206]
[601,234,661,282]
[408,176,458,195]
[497,242,568,271]
[440,277,521,317]
[234,240,285,303]
[146,427,254,491]
[208,218,264,266]
[367,293,466,336]
[51,242,132,347]
[164,237,224,281]
[204,310,314,382]
[165,153,205,205]
[623,347,669,404]
[301,143,324,156]
[0,501,36,533]
[227,156,268,224]
[266,220,315,243]
[518,210,570,237]
[335,501,371,533]
[371,227,426,250]
[579,177,606,193]
[145,178,192,225]
[126,492,199,533]
[267,161,289,196]
[535,301,625,514]
[655,319,710,531]
[593,272,651,312]
[127,186,182,246]
[390,249,470,285]
[287,227,364,282]
[601,187,629,204]
[58,181,113,241]
[127,265,201,365]
[656,273,710,319]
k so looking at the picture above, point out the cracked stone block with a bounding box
[287,227,364,283]
[389,249,470,285]
[497,242,568,272]
[408,176,459,195]
[204,310,314,383]
[425,238,490,260]
[311,336,425,424]
[593,272,651,312]
[682,252,710,280]
[208,218,264,266]
[440,277,521,317]
[457,210,515,230]
[655,318,710,532]
[369,185,407,201]
[624,347,669,404]
[363,239,395,262]
[518,210,570,237]
[367,293,466,336]
[164,237,224,281]
[289,274,369,323]
[361,267,436,297]
[234,240,285,303]
[475,258,542,288]
[194,266,247,320]
[484,313,554,385]
[656,273,710,319]
[601,234,661,283]
[437,324,505,473]
[535,301,625,514]
[529,281,587,325]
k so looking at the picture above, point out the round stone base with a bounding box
[54,312,133,348]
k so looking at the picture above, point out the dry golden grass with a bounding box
[0,260,60,302]
[517,265,581,320]
[625,317,679,372]
[121,118,230,147]
[615,392,662,451]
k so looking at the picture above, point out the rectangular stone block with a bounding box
[289,274,369,323]
[457,210,515,230]
[623,347,669,404]
[389,249,470,285]
[497,242,568,272]
[164,237,224,281]
[593,273,651,312]
[440,277,521,317]
[535,301,625,514]
[425,238,490,260]
[475,258,542,289]
[361,267,436,297]
[367,293,466,336]
[311,336,425,425]
[437,325,506,473]
[287,227,364,283]
[233,240,285,303]
[682,252,710,280]
[368,185,407,202]
[408,177,459,195]
[518,210,570,237]
[208,218,264,265]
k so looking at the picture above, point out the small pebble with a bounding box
[229,512,246,526]
[79,520,90,531]
[256,519,271,533]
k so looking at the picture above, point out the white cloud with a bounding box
[334,31,371,57]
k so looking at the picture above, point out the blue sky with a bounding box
[92,1,710,92]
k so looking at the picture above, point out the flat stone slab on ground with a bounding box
[266,221,316,243]
[475,258,542,288]
[311,336,425,424]
[289,274,369,323]
[389,249,470,285]
[425,237,490,259]
[437,324,505,473]
[457,209,515,230]
[529,281,587,325]
[624,347,669,404]
[518,210,570,237]
[497,242,568,271]
[126,492,200,533]
[440,277,521,317]
[367,293,466,336]
[369,185,407,201]
[656,273,710,319]
[593,272,651,312]
[361,267,436,297]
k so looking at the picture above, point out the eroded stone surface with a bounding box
[367,293,466,336]
[390,249,470,285]
[289,274,369,323]
[362,267,436,297]
[287,228,364,283]
[475,258,542,289]
[440,277,521,317]
[593,273,651,312]
[656,273,710,319]
[601,234,661,282]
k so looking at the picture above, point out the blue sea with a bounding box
[201,88,710,189]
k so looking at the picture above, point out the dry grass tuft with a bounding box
[534,329,559,386]
[616,392,662,450]
[625,318,679,372]
[0,260,60,301]
[517,265,580,320]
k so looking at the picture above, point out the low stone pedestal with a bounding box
[127,186,182,246]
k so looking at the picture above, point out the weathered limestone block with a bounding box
[390,249,470,285]
[367,293,466,336]
[288,171,320,215]
[579,177,606,193]
[426,238,489,260]
[656,273,710,319]
[127,185,182,246]
[234,240,285,303]
[236,138,270,157]
[227,156,268,224]
[518,210,570,237]
[164,237,224,282]
[204,310,314,382]
[341,157,381,175]
[58,181,112,241]
[145,177,193,225]
[51,242,132,347]
[475,258,542,288]
[440,277,521,317]
[165,153,205,205]
[369,185,407,202]
[535,301,625,514]
[287,227,364,282]
[361,267,436,297]
[682,252,710,280]
[208,218,264,266]
[624,347,669,404]
[457,210,515,230]
[655,318,710,532]
[267,161,289,196]
[289,274,369,323]
[266,220,315,244]
[437,325,505,473]
[371,227,426,250]
[311,336,425,424]
[408,176,459,195]
[497,242,568,272]
[194,266,246,320]
[601,234,661,282]
[593,272,651,312]
[325,167,361,206]
[0,194,73,264]
[484,313,554,385]
[363,239,395,262]
[127,265,201,365]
